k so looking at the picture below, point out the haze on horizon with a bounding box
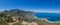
[0,0,60,13]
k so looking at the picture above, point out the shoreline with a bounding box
[35,16,60,23]
[40,18,60,23]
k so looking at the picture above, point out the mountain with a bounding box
[0,9,60,25]
[3,9,37,19]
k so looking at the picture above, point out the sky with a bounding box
[0,0,60,13]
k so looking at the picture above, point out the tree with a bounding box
[7,16,13,23]
[0,12,5,17]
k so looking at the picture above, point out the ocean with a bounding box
[35,12,60,22]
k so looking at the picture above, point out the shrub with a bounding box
[0,17,8,25]
[13,23,23,25]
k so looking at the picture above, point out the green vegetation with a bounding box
[28,19,33,23]
[0,17,8,25]
[0,9,37,25]
[7,16,12,22]
[13,23,23,25]
[1,9,60,25]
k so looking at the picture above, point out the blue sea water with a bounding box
[35,12,60,22]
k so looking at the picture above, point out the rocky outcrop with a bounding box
[22,21,38,25]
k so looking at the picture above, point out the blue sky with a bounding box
[0,0,60,13]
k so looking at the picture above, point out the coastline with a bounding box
[35,16,60,23]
